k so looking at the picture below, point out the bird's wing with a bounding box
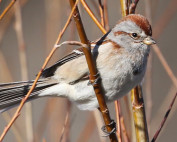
[41,48,84,78]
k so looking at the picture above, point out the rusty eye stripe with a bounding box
[114,31,140,40]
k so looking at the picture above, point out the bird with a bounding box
[0,14,156,112]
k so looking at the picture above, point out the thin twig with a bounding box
[129,0,140,14]
[98,0,105,27]
[59,110,70,142]
[80,0,106,34]
[0,0,16,20]
[0,0,28,44]
[120,116,130,142]
[103,0,109,30]
[151,92,177,142]
[115,100,122,142]
[151,86,177,132]
[0,0,79,140]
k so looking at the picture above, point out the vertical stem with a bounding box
[69,0,117,141]
[14,1,33,141]
[131,86,149,142]
[115,100,122,142]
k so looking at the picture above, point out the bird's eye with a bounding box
[132,33,138,38]
[130,33,139,40]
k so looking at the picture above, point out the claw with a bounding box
[87,72,101,86]
[101,120,116,137]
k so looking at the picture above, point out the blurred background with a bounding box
[0,0,177,142]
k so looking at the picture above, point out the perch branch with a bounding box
[69,0,118,141]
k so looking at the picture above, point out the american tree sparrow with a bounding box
[0,14,155,112]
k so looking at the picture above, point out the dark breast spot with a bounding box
[132,65,143,76]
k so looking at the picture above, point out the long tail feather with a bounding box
[0,79,57,112]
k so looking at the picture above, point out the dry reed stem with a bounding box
[69,0,117,141]
[0,0,27,43]
[0,0,79,141]
[98,0,105,27]
[59,110,69,142]
[151,92,177,142]
[151,86,177,132]
[14,1,34,141]
[0,0,16,20]
[129,0,140,14]
[115,100,122,142]
[61,101,71,142]
[120,0,129,17]
[2,112,23,142]
[89,1,100,16]
[103,0,109,31]
[80,0,106,34]
[131,86,149,142]
[120,116,130,142]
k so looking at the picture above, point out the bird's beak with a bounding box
[143,36,156,45]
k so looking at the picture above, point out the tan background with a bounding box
[0,0,177,142]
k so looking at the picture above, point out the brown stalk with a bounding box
[120,0,149,141]
[0,0,79,141]
[0,0,16,20]
[14,1,33,141]
[60,101,71,142]
[98,0,105,27]
[151,92,177,142]
[103,0,109,31]
[115,100,122,142]
[129,0,140,14]
[131,86,149,142]
[151,86,177,134]
[120,116,130,142]
[59,108,70,142]
[0,0,28,44]
[80,0,106,34]
[69,0,117,141]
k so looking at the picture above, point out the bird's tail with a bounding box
[0,79,57,112]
